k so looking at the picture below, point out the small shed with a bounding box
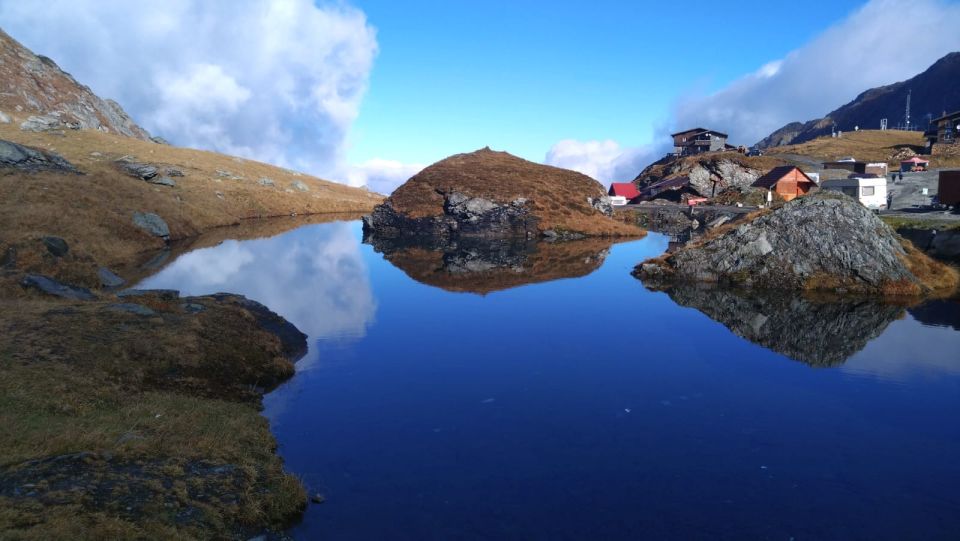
[752,166,816,201]
[608,182,641,202]
[823,160,868,174]
[865,162,888,177]
[901,157,930,172]
[939,170,960,206]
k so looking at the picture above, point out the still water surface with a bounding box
[139,220,960,540]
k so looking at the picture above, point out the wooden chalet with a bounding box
[752,166,816,201]
[671,128,728,156]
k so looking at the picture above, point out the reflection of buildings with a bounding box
[365,235,616,295]
[653,284,906,367]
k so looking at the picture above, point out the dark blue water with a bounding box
[139,220,960,540]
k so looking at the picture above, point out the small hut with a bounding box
[752,166,816,202]
[900,157,930,172]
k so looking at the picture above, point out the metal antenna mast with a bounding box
[905,89,911,130]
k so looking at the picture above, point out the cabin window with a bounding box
[862,186,875,196]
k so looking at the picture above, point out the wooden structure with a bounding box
[926,111,960,146]
[671,128,728,156]
[752,166,816,201]
[939,170,960,206]
[900,156,930,172]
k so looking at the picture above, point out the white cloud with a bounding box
[672,0,960,146]
[544,139,662,184]
[0,0,378,182]
[345,158,425,195]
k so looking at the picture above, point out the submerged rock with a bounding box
[364,147,638,241]
[635,191,958,296]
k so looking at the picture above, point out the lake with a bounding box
[138,219,960,540]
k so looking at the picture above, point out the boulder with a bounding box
[42,236,69,257]
[164,167,184,177]
[0,111,10,123]
[150,136,170,145]
[116,160,158,180]
[97,267,126,288]
[291,180,309,192]
[132,212,170,239]
[19,114,66,133]
[21,274,96,300]
[258,177,275,187]
[0,140,78,173]
[634,191,956,295]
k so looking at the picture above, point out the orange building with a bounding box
[752,166,816,201]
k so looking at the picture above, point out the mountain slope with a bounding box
[0,29,152,140]
[757,52,960,148]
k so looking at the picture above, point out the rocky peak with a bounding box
[0,28,151,140]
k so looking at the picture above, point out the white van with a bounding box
[821,176,888,210]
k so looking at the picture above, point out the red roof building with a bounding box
[608,182,641,201]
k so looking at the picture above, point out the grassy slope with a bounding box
[0,121,382,278]
[387,148,641,236]
[770,129,960,168]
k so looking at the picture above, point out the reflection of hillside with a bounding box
[367,236,615,295]
[655,284,906,367]
[908,299,960,331]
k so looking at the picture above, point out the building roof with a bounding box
[752,166,814,189]
[670,127,729,139]
[902,157,930,164]
[608,182,641,199]
[932,110,960,122]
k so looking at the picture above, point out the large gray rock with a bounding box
[0,139,78,173]
[148,176,176,187]
[132,212,170,239]
[21,274,96,300]
[363,191,539,241]
[635,192,921,293]
[115,160,158,180]
[0,111,10,124]
[19,114,69,133]
[291,180,309,192]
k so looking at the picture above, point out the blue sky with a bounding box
[346,0,866,165]
[3,0,958,192]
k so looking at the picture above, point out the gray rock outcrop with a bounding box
[42,236,69,257]
[0,111,10,123]
[132,212,170,240]
[363,191,539,241]
[0,139,78,173]
[21,274,96,301]
[115,160,158,180]
[636,192,923,293]
[97,267,126,288]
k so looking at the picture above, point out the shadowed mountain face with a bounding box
[365,235,615,295]
[757,52,960,148]
[652,284,906,367]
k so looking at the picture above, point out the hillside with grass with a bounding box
[765,129,960,167]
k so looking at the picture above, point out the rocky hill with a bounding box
[632,152,788,200]
[757,52,960,148]
[365,147,640,239]
[0,29,152,141]
[635,191,959,296]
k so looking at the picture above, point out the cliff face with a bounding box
[757,52,960,148]
[364,147,640,240]
[0,29,152,140]
[635,191,959,296]
[632,153,787,199]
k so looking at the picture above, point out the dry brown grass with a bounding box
[770,129,960,169]
[0,294,307,538]
[386,148,641,236]
[0,122,382,273]
[897,240,960,294]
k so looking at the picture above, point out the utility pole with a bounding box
[905,89,911,131]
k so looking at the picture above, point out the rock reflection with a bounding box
[651,284,907,366]
[366,235,616,295]
[138,220,376,342]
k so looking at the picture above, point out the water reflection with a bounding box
[138,220,376,343]
[365,235,617,294]
[650,284,907,367]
